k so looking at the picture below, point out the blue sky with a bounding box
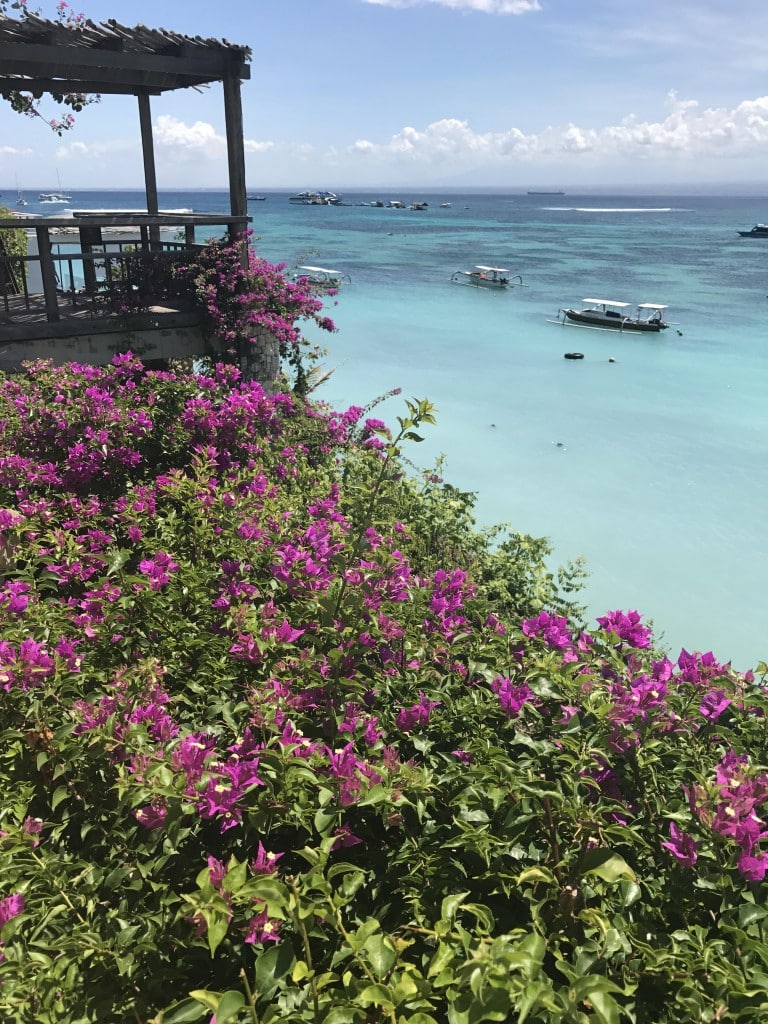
[2,0,768,190]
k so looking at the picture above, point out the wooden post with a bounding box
[78,224,103,297]
[35,226,60,322]
[223,73,248,232]
[223,71,257,379]
[138,92,161,249]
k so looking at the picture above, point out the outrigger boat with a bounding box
[552,299,670,332]
[293,265,350,288]
[451,265,524,289]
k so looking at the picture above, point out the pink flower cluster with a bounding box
[685,750,768,881]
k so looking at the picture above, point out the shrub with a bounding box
[0,356,766,1024]
[0,206,27,295]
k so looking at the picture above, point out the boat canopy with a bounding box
[582,299,631,308]
[636,303,668,311]
[297,265,340,275]
[475,265,508,273]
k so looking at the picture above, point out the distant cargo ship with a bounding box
[527,190,565,195]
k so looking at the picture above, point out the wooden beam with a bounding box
[0,40,249,80]
[0,77,161,95]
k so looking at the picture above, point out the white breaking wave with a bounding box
[544,206,680,213]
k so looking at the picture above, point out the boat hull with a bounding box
[562,309,667,332]
[459,275,508,289]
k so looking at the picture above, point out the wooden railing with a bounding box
[0,212,250,325]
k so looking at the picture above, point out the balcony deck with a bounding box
[0,212,249,371]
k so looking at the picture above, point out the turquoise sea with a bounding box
[12,187,768,670]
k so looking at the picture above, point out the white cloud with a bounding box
[55,138,137,161]
[362,0,540,12]
[348,94,768,169]
[153,115,273,161]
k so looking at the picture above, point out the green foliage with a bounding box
[0,205,27,297]
[0,357,765,1024]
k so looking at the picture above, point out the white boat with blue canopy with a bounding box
[553,298,670,332]
[451,265,524,289]
[293,265,350,288]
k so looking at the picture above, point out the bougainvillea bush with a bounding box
[0,355,767,1024]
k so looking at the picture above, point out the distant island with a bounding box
[527,189,565,195]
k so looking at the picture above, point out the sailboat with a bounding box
[15,176,27,206]
[39,170,72,203]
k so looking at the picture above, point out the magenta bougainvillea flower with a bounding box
[521,610,572,650]
[596,609,652,649]
[244,904,282,945]
[661,822,698,866]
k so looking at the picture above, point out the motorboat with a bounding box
[370,200,384,208]
[451,265,523,289]
[247,194,267,201]
[293,265,350,289]
[737,224,768,237]
[440,202,452,208]
[288,190,340,205]
[409,201,428,210]
[387,200,405,209]
[553,299,669,332]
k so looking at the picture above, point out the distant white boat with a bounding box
[288,190,340,205]
[293,265,350,288]
[451,265,523,290]
[440,202,452,208]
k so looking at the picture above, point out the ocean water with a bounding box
[11,188,768,670]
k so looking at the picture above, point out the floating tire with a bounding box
[564,352,584,360]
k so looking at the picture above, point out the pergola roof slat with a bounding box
[0,14,250,94]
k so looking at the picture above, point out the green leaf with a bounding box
[254,941,296,993]
[358,983,395,1009]
[161,998,208,1022]
[427,942,455,979]
[585,989,621,1024]
[580,849,636,884]
[362,933,397,979]
[441,892,469,923]
[516,867,555,886]
[51,785,69,811]
[205,912,230,957]
[214,990,245,1024]
[516,980,550,1024]
[321,1009,362,1024]
[189,990,221,1012]
[739,903,768,928]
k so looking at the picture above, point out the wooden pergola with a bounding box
[0,12,251,221]
[0,14,272,376]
